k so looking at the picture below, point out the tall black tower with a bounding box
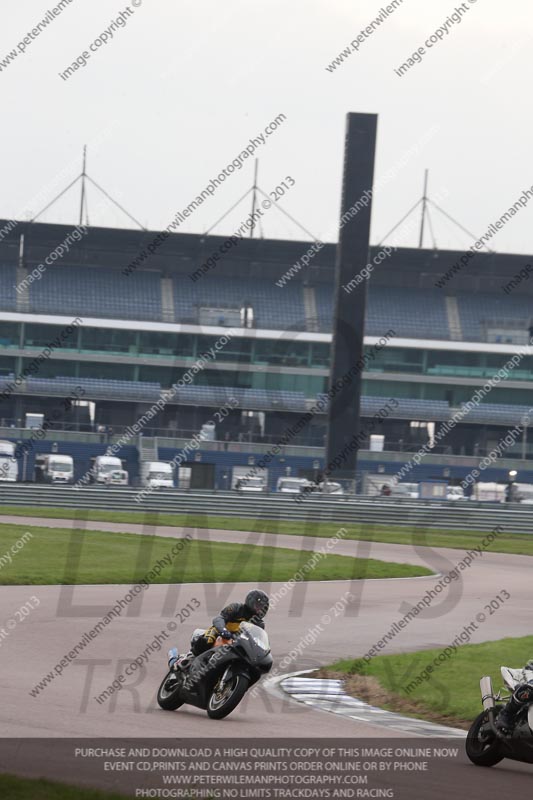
[325,112,377,479]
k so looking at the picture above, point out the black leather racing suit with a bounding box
[191,602,265,656]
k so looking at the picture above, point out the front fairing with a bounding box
[233,623,272,671]
[180,623,273,706]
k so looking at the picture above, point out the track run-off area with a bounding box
[1,512,533,796]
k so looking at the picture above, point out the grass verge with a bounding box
[0,523,431,585]
[322,635,533,729]
[0,505,531,555]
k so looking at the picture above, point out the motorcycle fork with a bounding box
[218,666,233,690]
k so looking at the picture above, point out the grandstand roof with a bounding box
[1,217,533,292]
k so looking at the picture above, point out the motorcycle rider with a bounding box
[168,589,269,671]
[496,660,533,732]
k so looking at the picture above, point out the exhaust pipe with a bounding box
[480,676,495,710]
[480,675,504,738]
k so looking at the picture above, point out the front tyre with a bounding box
[207,673,249,719]
[465,707,504,767]
[157,670,184,711]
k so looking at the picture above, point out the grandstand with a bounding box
[0,217,533,489]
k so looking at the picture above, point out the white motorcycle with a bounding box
[466,666,533,767]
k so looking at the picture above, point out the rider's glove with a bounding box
[220,628,234,640]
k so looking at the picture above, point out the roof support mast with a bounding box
[249,159,259,238]
[419,168,428,248]
[79,145,87,227]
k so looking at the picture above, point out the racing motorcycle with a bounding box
[156,622,273,719]
[466,666,533,767]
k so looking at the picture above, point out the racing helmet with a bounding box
[245,589,270,620]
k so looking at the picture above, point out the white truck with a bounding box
[234,476,266,493]
[318,481,344,495]
[276,477,312,494]
[104,469,129,486]
[0,440,18,482]
[91,455,129,485]
[446,485,466,501]
[35,454,74,484]
[140,461,174,489]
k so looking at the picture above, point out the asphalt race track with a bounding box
[1,513,533,795]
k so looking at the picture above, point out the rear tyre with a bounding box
[157,670,184,710]
[465,707,504,767]
[207,673,249,719]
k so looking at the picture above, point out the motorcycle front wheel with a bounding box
[465,707,504,767]
[157,670,185,711]
[207,673,249,719]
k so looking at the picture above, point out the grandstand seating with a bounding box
[28,265,162,321]
[456,292,532,342]
[0,373,15,388]
[0,265,17,311]
[314,283,334,332]
[315,285,451,339]
[362,396,451,420]
[3,369,532,427]
[173,274,307,330]
[316,394,452,421]
[172,385,234,404]
[458,402,532,426]
[365,286,450,339]
[0,261,531,344]
[25,376,162,402]
[174,385,307,411]
[5,374,308,412]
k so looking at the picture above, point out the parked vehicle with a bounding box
[318,481,344,495]
[34,454,73,484]
[390,482,419,499]
[103,469,129,486]
[512,483,533,504]
[140,461,174,489]
[235,477,266,493]
[446,485,466,501]
[470,482,506,503]
[90,455,128,485]
[276,477,312,494]
[0,440,17,482]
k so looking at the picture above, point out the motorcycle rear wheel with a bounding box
[157,670,184,710]
[207,673,249,719]
[465,707,504,767]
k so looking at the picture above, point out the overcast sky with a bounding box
[1,0,532,254]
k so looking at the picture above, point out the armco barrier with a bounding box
[0,484,532,534]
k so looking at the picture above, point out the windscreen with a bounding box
[51,462,72,472]
[100,463,119,473]
[240,622,270,650]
